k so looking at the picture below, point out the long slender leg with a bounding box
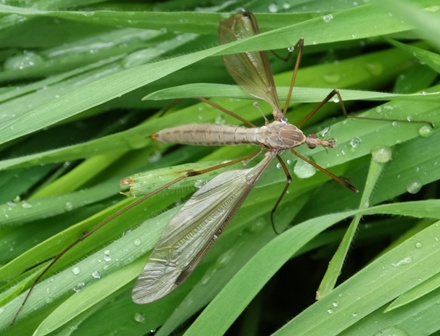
[11,149,261,325]
[282,38,304,116]
[159,97,261,129]
[158,98,183,117]
[270,155,292,234]
[291,148,358,193]
[297,89,433,129]
[347,113,434,128]
[197,97,257,128]
[269,149,353,234]
[298,89,347,129]
[267,149,358,236]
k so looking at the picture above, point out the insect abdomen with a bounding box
[153,124,259,146]
[152,121,306,150]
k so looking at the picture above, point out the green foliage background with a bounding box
[0,0,439,335]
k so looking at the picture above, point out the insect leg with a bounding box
[196,97,257,128]
[297,89,347,129]
[282,38,304,117]
[270,155,292,234]
[291,148,358,193]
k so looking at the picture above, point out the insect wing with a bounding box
[132,153,275,303]
[219,12,280,115]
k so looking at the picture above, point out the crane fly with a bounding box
[131,11,357,303]
[10,11,357,324]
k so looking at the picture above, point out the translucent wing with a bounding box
[132,152,275,303]
[219,12,281,115]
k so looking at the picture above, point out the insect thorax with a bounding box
[260,121,306,150]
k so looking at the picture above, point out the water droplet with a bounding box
[375,326,410,336]
[415,241,422,249]
[323,71,341,84]
[104,250,112,262]
[424,5,440,13]
[282,2,291,9]
[294,158,316,179]
[194,179,205,188]
[201,268,216,285]
[215,114,225,124]
[92,270,101,279]
[418,124,433,137]
[134,312,145,323]
[352,312,358,317]
[133,238,141,246]
[349,137,361,148]
[21,201,32,208]
[318,127,331,138]
[248,217,266,233]
[327,308,334,314]
[332,301,338,307]
[65,202,74,211]
[276,162,282,169]
[287,46,294,52]
[127,135,149,150]
[6,201,16,209]
[365,61,383,76]
[4,51,44,70]
[72,267,80,275]
[406,181,422,194]
[392,256,412,267]
[147,151,162,163]
[323,14,333,23]
[371,146,392,163]
[268,3,278,12]
[73,282,85,292]
[216,248,236,268]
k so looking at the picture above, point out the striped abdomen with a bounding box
[152,121,307,150]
